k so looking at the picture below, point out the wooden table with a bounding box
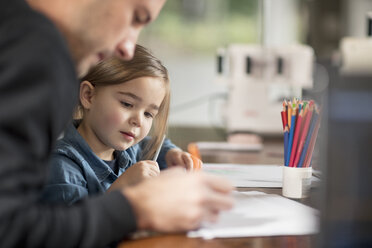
[118,139,319,248]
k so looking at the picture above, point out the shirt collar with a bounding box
[63,120,133,182]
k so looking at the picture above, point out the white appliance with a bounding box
[217,44,314,135]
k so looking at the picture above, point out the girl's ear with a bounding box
[80,80,95,109]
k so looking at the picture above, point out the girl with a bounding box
[42,45,195,205]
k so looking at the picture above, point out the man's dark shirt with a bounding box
[0,0,137,247]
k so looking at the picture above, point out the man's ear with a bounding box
[80,80,95,109]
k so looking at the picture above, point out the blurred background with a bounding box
[137,0,372,150]
[138,1,372,245]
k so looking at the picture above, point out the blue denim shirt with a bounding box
[42,121,177,205]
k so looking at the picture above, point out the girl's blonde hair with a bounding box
[79,44,170,160]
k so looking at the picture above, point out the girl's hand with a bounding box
[107,161,160,191]
[165,148,199,170]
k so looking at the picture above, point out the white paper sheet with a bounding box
[196,141,263,152]
[202,163,320,188]
[188,191,319,239]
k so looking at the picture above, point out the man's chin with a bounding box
[77,66,88,78]
[77,58,96,78]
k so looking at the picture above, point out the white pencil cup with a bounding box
[282,166,312,199]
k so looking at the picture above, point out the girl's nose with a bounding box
[129,112,143,127]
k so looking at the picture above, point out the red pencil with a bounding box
[288,106,304,167]
[281,100,288,129]
[292,102,314,167]
[281,111,287,130]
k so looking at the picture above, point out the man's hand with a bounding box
[108,161,160,191]
[123,167,234,232]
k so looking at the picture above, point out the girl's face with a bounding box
[81,77,166,156]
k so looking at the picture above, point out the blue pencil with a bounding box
[297,113,318,167]
[285,113,296,166]
[284,125,289,165]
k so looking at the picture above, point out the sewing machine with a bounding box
[217,44,314,136]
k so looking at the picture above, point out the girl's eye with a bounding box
[121,101,133,108]
[144,112,154,119]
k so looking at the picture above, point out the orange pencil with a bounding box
[187,142,202,170]
[295,99,300,116]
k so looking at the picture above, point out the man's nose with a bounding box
[115,40,135,61]
[115,28,142,61]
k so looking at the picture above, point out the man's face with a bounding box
[74,0,166,76]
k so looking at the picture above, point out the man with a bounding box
[0,0,233,247]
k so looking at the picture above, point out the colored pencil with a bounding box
[302,101,308,116]
[288,106,304,167]
[300,102,308,132]
[284,125,289,165]
[304,114,321,167]
[292,103,314,167]
[187,142,202,170]
[281,99,320,168]
[287,101,292,128]
[281,111,287,129]
[285,104,297,166]
[297,112,318,167]
[281,101,288,129]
